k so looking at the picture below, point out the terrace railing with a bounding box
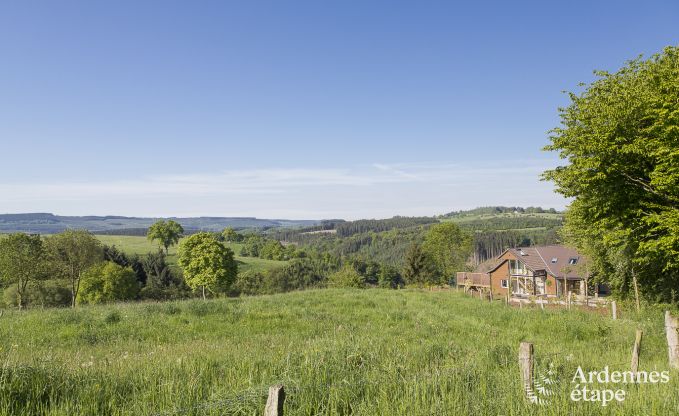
[456,272,491,288]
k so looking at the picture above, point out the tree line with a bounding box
[441,206,560,218]
[0,220,474,308]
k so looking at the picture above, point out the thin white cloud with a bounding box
[0,160,566,219]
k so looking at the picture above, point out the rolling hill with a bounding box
[0,213,320,234]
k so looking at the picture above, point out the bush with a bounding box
[265,259,328,293]
[2,281,72,308]
[78,262,140,305]
[234,271,266,296]
[378,265,404,289]
[328,265,366,288]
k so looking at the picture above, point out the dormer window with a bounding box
[551,257,558,263]
[568,258,578,265]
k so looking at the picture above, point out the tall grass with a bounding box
[1,289,677,415]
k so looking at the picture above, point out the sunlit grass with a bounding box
[1,289,677,415]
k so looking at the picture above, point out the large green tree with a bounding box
[0,233,48,309]
[422,222,472,283]
[177,232,237,299]
[147,220,184,254]
[543,46,679,303]
[46,230,103,307]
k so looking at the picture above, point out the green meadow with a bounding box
[1,289,677,415]
[94,235,287,274]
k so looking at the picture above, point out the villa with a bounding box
[456,245,608,299]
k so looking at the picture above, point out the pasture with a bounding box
[1,289,677,415]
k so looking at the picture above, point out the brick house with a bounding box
[456,245,608,298]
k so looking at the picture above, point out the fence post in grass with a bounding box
[567,291,572,310]
[519,342,534,391]
[665,311,679,369]
[264,385,285,416]
[611,301,617,320]
[631,329,642,373]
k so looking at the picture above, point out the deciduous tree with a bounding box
[544,46,679,302]
[147,220,184,254]
[0,233,48,309]
[46,230,103,307]
[422,222,472,283]
[177,232,237,299]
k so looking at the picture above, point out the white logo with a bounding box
[525,363,557,405]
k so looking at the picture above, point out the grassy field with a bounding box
[1,289,678,415]
[94,235,287,274]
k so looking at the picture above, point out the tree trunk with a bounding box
[202,286,206,300]
[16,281,23,310]
[71,278,77,308]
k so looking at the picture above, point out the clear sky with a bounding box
[1,1,678,219]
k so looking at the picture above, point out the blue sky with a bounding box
[1,1,678,219]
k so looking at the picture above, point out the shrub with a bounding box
[234,271,266,296]
[2,281,72,308]
[78,262,140,305]
[378,265,404,289]
[328,265,366,288]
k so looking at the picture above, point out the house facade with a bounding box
[457,245,607,298]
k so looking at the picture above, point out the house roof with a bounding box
[488,245,587,279]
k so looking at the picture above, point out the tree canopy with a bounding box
[147,220,184,254]
[402,243,437,287]
[0,233,48,309]
[422,222,472,282]
[177,232,237,299]
[78,261,139,305]
[543,46,679,302]
[46,230,103,307]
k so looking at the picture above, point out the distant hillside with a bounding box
[441,206,561,218]
[0,213,320,234]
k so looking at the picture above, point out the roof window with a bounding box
[551,257,558,263]
[568,258,578,265]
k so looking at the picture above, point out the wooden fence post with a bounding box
[631,329,642,373]
[264,385,285,416]
[665,311,679,369]
[567,291,571,310]
[611,301,617,320]
[519,342,534,389]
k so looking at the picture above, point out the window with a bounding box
[551,257,558,263]
[568,258,578,265]
[501,279,508,288]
